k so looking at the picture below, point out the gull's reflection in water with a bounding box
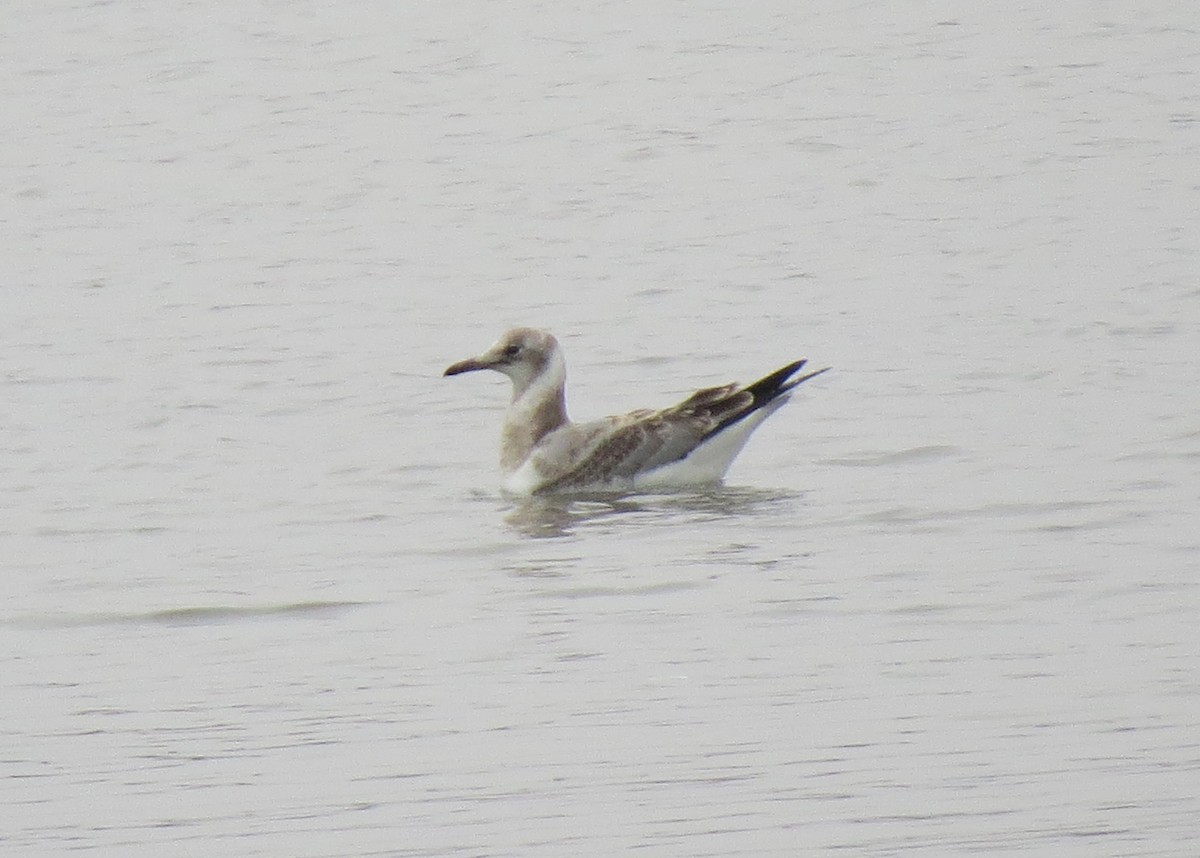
[503,485,802,539]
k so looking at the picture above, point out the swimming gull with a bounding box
[443,327,828,495]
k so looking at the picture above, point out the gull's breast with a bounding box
[502,458,546,495]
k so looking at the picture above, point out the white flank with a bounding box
[630,396,791,489]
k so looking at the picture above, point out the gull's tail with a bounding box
[629,359,830,488]
[695,360,830,443]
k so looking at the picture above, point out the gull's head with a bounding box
[443,327,562,395]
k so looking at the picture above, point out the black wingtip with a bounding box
[694,360,828,445]
[746,360,829,402]
[747,359,809,395]
[780,365,831,393]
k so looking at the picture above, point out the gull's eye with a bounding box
[503,344,521,358]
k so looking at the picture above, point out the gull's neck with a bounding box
[500,350,568,473]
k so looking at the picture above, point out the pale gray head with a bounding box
[443,327,564,399]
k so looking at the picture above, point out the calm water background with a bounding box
[3,1,1198,855]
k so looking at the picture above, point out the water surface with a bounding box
[3,1,1198,855]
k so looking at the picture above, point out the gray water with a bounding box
[3,1,1198,855]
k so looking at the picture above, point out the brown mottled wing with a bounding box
[534,361,828,493]
[535,384,742,492]
[535,413,681,491]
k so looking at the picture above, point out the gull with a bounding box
[443,327,828,495]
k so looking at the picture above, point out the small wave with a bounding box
[824,445,960,467]
[7,600,366,630]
